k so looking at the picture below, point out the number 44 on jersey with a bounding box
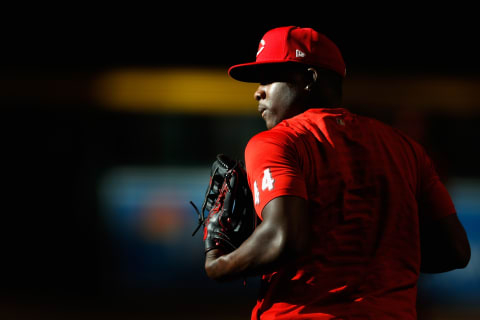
[253,168,275,205]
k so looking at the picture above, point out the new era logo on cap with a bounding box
[229,26,346,82]
[296,49,306,58]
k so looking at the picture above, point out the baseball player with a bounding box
[203,26,470,319]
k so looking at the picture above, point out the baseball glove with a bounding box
[191,154,257,253]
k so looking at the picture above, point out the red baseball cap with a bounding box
[228,26,346,82]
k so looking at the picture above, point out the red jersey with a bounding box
[244,108,456,320]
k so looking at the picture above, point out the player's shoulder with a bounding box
[376,116,425,149]
[247,125,298,150]
[361,113,428,158]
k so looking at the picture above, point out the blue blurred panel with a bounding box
[98,166,259,293]
[99,167,208,289]
[419,178,480,306]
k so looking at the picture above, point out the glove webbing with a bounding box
[191,166,220,237]
[190,161,239,240]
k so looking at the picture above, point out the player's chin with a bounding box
[265,119,275,130]
[265,117,281,130]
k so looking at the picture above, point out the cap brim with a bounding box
[228,60,304,83]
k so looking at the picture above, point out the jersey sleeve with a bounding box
[244,130,308,219]
[417,148,456,222]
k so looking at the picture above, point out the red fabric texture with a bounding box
[244,108,456,319]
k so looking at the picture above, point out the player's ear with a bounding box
[304,67,318,92]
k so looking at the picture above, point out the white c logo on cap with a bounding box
[257,39,265,57]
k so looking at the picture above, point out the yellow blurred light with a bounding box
[93,68,259,114]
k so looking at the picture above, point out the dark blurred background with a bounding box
[1,9,479,320]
